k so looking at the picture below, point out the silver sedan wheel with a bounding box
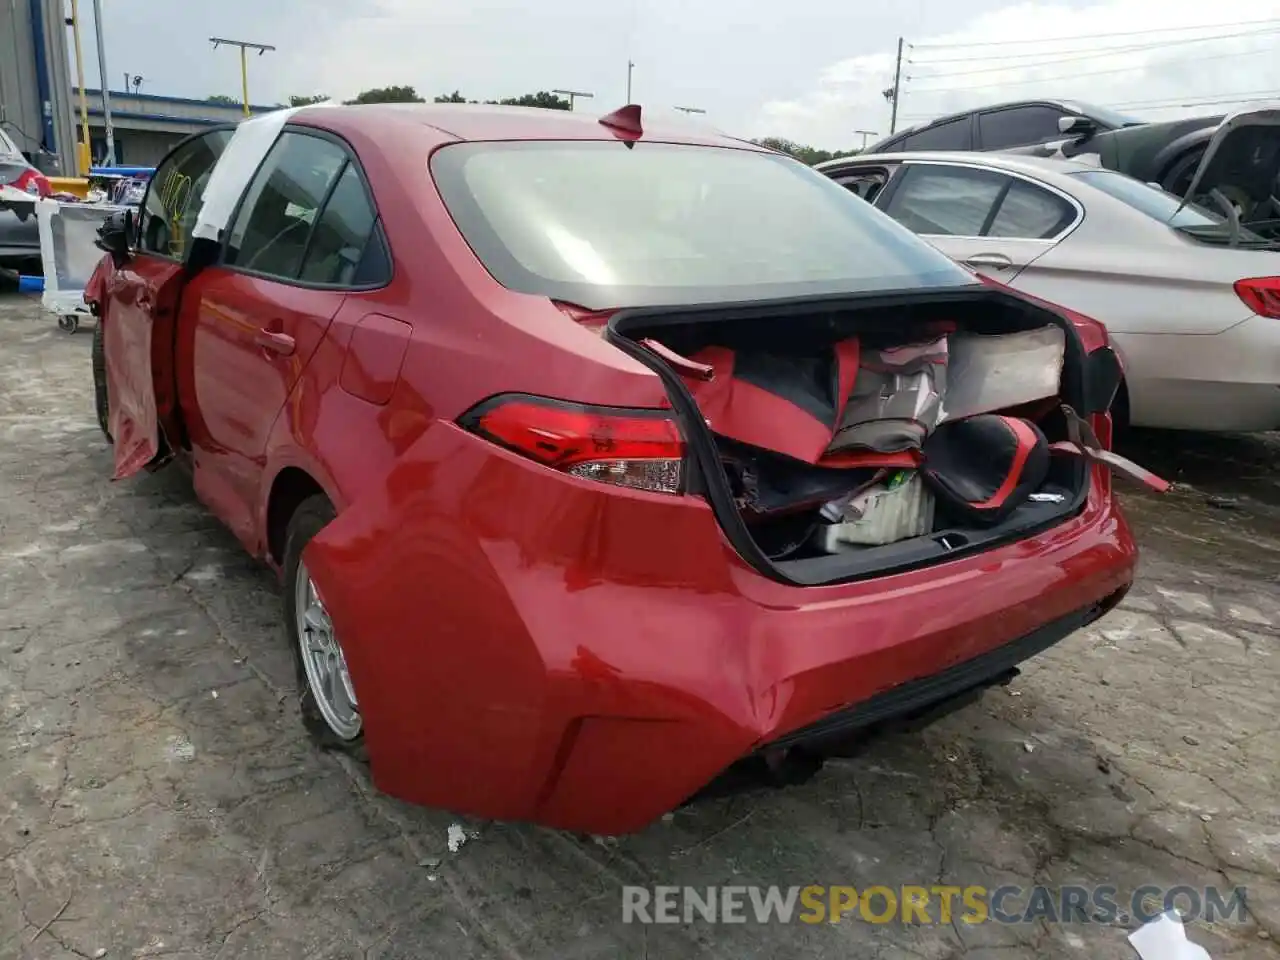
[294,560,361,740]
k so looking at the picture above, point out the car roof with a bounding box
[290,102,766,151]
[815,150,1103,179]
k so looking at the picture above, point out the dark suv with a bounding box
[869,100,1145,154]
[869,99,1253,200]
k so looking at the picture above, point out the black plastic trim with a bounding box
[761,594,1120,753]
[1084,346,1123,415]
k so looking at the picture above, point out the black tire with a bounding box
[1159,149,1203,198]
[282,495,367,759]
[91,319,112,442]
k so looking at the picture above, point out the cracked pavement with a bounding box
[1,294,1278,960]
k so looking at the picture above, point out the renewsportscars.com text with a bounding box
[621,884,1247,926]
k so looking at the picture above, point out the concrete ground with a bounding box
[1,293,1277,960]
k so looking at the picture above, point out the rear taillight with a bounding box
[1234,277,1280,319]
[2,167,49,196]
[460,394,686,494]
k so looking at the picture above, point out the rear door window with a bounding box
[882,164,1007,236]
[224,132,348,279]
[986,180,1076,238]
[296,164,388,286]
[978,107,1072,150]
[900,117,973,151]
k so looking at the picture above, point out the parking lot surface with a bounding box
[2,294,1278,959]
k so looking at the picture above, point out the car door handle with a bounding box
[254,329,296,356]
[964,252,1015,270]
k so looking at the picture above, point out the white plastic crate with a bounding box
[36,198,127,324]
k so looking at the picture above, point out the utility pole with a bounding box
[90,0,115,165]
[553,89,594,111]
[66,0,91,174]
[888,36,904,135]
[209,37,276,117]
[854,129,878,149]
[626,60,634,102]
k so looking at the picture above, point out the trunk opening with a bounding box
[605,287,1092,587]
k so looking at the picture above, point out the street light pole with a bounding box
[854,129,878,149]
[90,0,115,165]
[888,36,904,135]
[66,0,92,174]
[209,37,276,117]
[626,60,634,102]
[553,89,594,111]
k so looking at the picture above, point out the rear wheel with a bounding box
[282,495,366,757]
[91,320,111,442]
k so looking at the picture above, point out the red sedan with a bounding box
[86,102,1154,835]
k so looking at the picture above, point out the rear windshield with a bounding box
[431,141,977,309]
[1070,169,1223,227]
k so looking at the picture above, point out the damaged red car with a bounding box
[85,102,1164,835]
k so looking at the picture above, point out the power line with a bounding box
[911,17,1280,51]
[907,44,1276,94]
[909,26,1280,71]
[1114,93,1280,110]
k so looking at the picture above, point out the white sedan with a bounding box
[816,142,1280,433]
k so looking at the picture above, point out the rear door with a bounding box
[101,128,233,478]
[875,161,1080,279]
[175,129,386,548]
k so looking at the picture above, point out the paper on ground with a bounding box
[1128,910,1212,960]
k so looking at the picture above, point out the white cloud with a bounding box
[758,0,1280,149]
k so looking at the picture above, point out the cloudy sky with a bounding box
[75,0,1280,149]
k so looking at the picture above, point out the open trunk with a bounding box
[606,285,1101,587]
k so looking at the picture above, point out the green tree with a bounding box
[434,90,571,110]
[753,137,860,166]
[288,94,329,106]
[495,91,570,110]
[207,94,238,104]
[345,85,425,105]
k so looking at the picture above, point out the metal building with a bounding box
[72,88,279,165]
[3,4,282,172]
[1,0,79,174]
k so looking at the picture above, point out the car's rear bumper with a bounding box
[761,599,1111,755]
[305,424,1137,835]
[1121,317,1280,431]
